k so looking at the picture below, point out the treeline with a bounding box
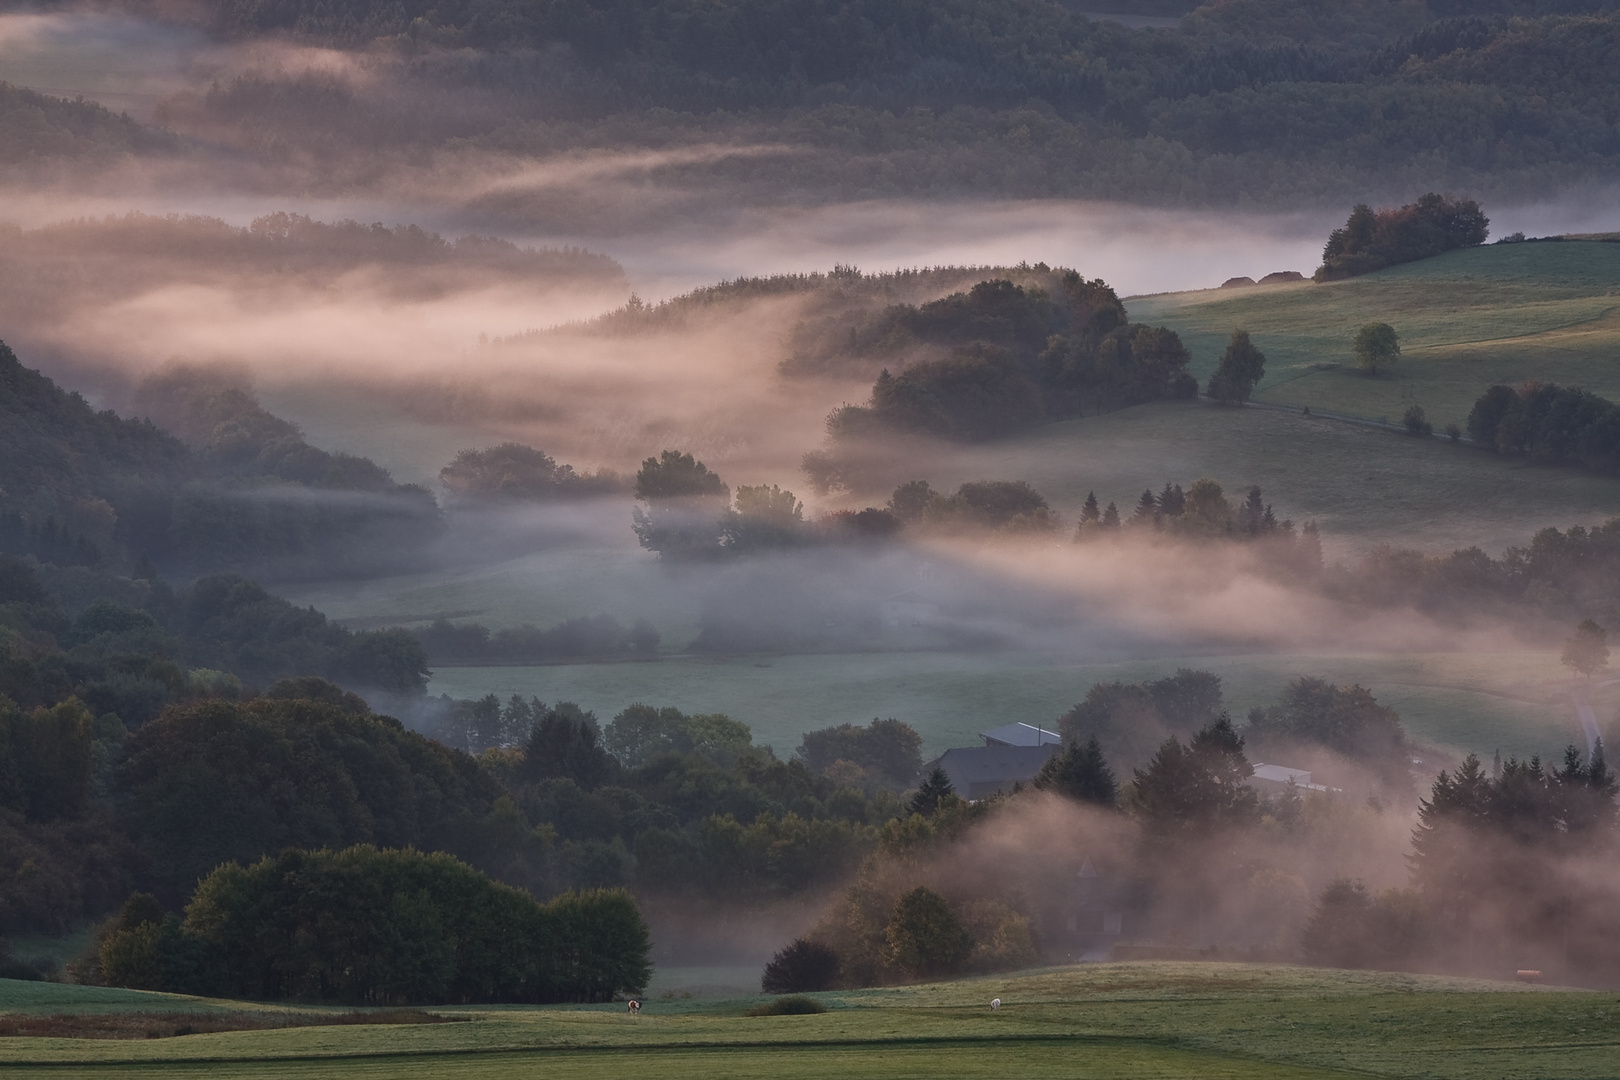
[1315,193,1490,281]
[1467,381,1620,476]
[769,668,1620,992]
[98,850,649,1004]
[0,83,176,166]
[418,614,659,664]
[438,444,627,502]
[1330,517,1620,631]
[1,341,440,581]
[6,213,623,294]
[1306,748,1618,979]
[815,274,1195,444]
[119,0,1620,208]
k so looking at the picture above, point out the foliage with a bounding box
[1245,677,1413,797]
[1351,322,1402,375]
[761,938,841,994]
[797,718,924,790]
[1205,329,1267,404]
[116,696,505,902]
[1058,668,1225,773]
[1131,715,1261,839]
[1033,735,1119,807]
[1301,878,1428,969]
[0,339,441,580]
[1402,404,1433,436]
[1562,619,1610,676]
[419,614,658,665]
[438,444,625,501]
[631,450,731,560]
[605,703,755,769]
[745,993,828,1015]
[0,696,93,822]
[1407,747,1618,982]
[819,274,1190,445]
[1317,195,1490,282]
[100,845,650,1003]
[1467,381,1620,475]
[908,766,957,818]
[884,886,970,979]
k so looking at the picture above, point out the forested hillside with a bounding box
[92,0,1617,204]
[0,341,440,579]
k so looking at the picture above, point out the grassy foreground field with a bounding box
[1128,240,1620,436]
[2,963,1615,1079]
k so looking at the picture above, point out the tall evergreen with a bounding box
[908,765,955,817]
[1034,735,1118,807]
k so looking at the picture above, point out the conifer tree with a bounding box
[908,766,955,817]
[1034,735,1118,807]
[1101,501,1120,528]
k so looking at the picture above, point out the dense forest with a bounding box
[8,2,1620,204]
[0,339,446,580]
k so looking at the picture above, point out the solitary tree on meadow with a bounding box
[1352,323,1400,376]
[1205,329,1267,403]
[1562,619,1610,678]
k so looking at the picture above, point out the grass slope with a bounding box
[1,963,1615,1079]
[1128,240,1620,435]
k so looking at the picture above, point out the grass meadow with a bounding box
[1128,240,1620,435]
[2,963,1616,1079]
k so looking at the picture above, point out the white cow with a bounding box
[990,998,1001,1011]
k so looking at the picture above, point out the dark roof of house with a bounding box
[929,744,1059,801]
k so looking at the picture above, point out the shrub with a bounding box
[1402,405,1433,437]
[746,994,827,1015]
[100,846,651,1004]
[762,938,840,993]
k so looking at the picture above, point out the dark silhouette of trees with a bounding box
[631,450,729,559]
[100,846,651,1004]
[908,766,956,817]
[1033,735,1118,807]
[438,443,624,500]
[1132,715,1260,839]
[762,937,840,993]
[1562,619,1610,676]
[797,719,924,791]
[1205,329,1267,403]
[1316,194,1489,281]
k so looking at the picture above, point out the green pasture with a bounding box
[932,397,1620,555]
[429,649,1585,763]
[1128,240,1620,433]
[2,962,1616,1079]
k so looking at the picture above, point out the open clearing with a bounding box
[2,962,1616,1079]
[429,649,1588,763]
[1129,240,1620,435]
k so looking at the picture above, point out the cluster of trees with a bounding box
[819,275,1195,444]
[7,213,622,298]
[98,849,650,1004]
[1306,746,1618,980]
[631,449,911,560]
[0,84,176,166]
[1315,194,1490,281]
[0,341,441,581]
[1072,478,1324,569]
[1467,382,1620,475]
[438,444,626,501]
[417,614,659,666]
[1059,669,1411,801]
[1327,516,1620,632]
